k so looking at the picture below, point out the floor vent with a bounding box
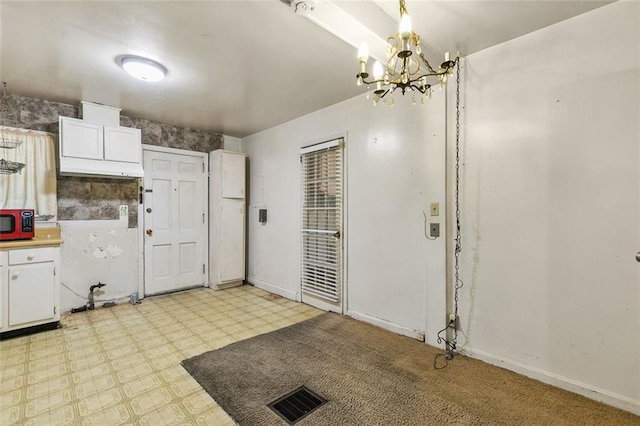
[268,386,327,424]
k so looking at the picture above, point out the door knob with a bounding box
[636,252,640,262]
[146,229,153,236]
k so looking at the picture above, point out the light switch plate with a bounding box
[430,202,439,216]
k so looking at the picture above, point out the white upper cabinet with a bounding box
[59,116,143,178]
[61,119,103,160]
[104,125,141,164]
[221,152,245,198]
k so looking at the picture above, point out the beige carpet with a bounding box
[182,313,639,425]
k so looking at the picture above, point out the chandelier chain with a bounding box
[453,56,463,346]
[418,52,438,75]
[399,0,407,16]
[435,57,463,369]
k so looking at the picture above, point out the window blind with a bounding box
[300,140,342,303]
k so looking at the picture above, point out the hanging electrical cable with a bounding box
[435,57,464,370]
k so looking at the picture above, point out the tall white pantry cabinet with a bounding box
[209,150,246,289]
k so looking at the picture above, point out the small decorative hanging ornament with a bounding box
[0,82,26,174]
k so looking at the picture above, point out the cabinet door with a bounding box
[8,263,55,326]
[221,152,245,198]
[104,126,141,163]
[61,118,103,160]
[220,198,245,282]
[0,254,5,330]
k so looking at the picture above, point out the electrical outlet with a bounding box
[449,314,460,330]
[119,205,128,217]
[430,202,439,216]
[430,223,440,238]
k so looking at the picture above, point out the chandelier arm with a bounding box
[357,76,386,86]
[378,87,394,99]
[408,84,427,94]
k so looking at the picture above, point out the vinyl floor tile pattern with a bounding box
[0,286,322,425]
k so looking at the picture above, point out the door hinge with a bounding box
[54,307,57,315]
[203,162,205,173]
[53,267,56,276]
[203,264,206,274]
[203,213,205,223]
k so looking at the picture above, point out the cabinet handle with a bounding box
[27,254,35,261]
[11,272,20,280]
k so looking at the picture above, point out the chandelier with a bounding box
[356,0,458,105]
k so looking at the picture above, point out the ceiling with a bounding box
[0,0,614,138]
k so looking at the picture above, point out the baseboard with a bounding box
[211,280,243,290]
[63,294,132,314]
[247,277,298,301]
[347,310,425,341]
[460,346,640,416]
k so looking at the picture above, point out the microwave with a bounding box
[0,209,35,241]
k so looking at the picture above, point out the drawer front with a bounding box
[9,247,55,265]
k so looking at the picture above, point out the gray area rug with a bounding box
[182,313,639,425]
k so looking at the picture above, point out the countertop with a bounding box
[0,225,64,249]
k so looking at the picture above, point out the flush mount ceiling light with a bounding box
[119,56,167,82]
[356,0,458,106]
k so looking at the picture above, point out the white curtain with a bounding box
[0,126,57,217]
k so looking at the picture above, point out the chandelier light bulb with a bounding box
[373,61,384,80]
[358,43,369,62]
[373,61,384,92]
[399,13,412,40]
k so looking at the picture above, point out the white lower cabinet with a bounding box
[0,252,5,332]
[1,246,60,334]
[219,198,245,283]
[9,262,56,326]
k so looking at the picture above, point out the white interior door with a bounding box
[143,148,207,296]
[300,139,344,313]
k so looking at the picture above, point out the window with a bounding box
[0,127,57,219]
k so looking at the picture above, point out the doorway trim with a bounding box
[139,144,209,300]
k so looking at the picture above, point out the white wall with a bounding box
[59,220,138,311]
[243,90,448,340]
[243,1,639,414]
[454,1,639,413]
